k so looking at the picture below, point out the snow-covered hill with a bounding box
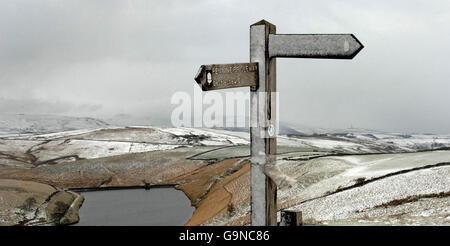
[0,114,449,226]
[0,114,109,135]
[0,114,449,157]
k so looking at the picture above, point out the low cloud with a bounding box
[0,0,449,133]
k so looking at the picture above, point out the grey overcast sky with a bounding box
[0,0,449,133]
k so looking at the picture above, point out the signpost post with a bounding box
[194,20,363,226]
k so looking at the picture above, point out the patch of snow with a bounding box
[302,139,359,148]
[30,139,182,164]
[129,143,182,153]
[334,156,363,165]
[159,127,249,146]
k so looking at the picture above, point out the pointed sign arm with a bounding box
[194,62,258,91]
[268,34,364,59]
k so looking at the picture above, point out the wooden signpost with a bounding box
[194,20,363,226]
[195,63,259,91]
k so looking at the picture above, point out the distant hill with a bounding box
[0,113,446,140]
[0,114,110,134]
[214,121,390,136]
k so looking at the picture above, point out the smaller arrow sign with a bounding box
[269,34,363,59]
[195,62,259,91]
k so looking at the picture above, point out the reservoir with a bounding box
[75,187,194,226]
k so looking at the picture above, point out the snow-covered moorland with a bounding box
[0,114,448,226]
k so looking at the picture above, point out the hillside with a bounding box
[0,114,109,135]
[0,114,448,225]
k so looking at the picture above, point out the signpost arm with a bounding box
[250,20,277,226]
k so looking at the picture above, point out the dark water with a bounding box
[75,188,194,226]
